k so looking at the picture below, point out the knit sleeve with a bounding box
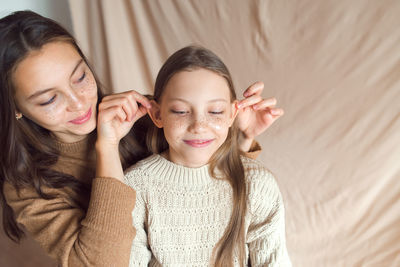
[246,170,292,267]
[3,177,136,267]
[128,191,152,266]
[242,140,262,160]
[124,168,152,266]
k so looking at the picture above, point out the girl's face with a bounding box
[150,68,238,167]
[13,41,98,143]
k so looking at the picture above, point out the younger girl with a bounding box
[124,46,292,266]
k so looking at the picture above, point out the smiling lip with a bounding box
[183,139,214,148]
[69,108,92,125]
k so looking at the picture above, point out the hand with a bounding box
[236,82,284,151]
[96,90,151,147]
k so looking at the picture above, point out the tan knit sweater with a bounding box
[3,136,136,267]
[124,154,292,267]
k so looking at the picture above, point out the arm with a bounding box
[247,171,292,267]
[96,90,151,181]
[4,178,135,267]
[127,189,152,266]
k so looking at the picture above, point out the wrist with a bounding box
[95,140,119,154]
[238,132,254,152]
[95,141,124,181]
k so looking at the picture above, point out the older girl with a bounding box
[124,46,291,266]
[0,11,282,266]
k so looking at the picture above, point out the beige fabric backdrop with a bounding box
[67,1,400,266]
[1,0,399,266]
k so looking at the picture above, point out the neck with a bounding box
[51,132,90,144]
[165,149,209,168]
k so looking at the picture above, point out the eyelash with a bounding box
[78,72,86,82]
[171,110,187,114]
[171,110,224,115]
[40,95,56,106]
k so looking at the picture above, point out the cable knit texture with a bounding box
[124,154,292,267]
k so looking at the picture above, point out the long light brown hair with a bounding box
[147,46,247,266]
[0,11,149,242]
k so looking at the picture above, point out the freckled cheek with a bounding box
[80,74,98,102]
[163,116,187,139]
[206,116,230,133]
[164,117,186,129]
[35,104,67,128]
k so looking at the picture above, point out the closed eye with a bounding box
[40,95,56,106]
[171,110,187,114]
[209,111,224,114]
[78,72,86,82]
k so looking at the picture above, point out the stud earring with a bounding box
[15,113,23,120]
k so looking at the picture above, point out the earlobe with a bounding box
[148,100,163,128]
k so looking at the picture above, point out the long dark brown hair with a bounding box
[0,11,149,243]
[148,46,247,266]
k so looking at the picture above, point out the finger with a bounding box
[121,99,135,122]
[134,105,149,121]
[243,81,264,97]
[252,98,278,110]
[261,108,284,121]
[237,94,264,109]
[99,105,127,123]
[257,107,284,117]
[99,96,140,122]
[102,90,151,108]
[99,97,129,111]
[269,107,284,116]
[125,90,151,109]
[98,97,133,121]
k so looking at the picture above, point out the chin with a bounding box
[74,120,97,136]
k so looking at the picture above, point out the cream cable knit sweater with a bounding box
[124,154,291,267]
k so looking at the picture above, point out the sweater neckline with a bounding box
[53,134,93,155]
[141,154,217,186]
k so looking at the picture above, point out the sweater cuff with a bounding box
[243,140,262,159]
[83,177,136,238]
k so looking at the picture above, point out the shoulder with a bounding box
[240,156,283,211]
[123,154,157,191]
[241,156,275,185]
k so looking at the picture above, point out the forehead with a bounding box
[162,69,231,103]
[13,41,81,96]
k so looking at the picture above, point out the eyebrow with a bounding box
[27,59,84,100]
[169,98,228,103]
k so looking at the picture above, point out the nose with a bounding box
[65,89,84,112]
[188,115,207,133]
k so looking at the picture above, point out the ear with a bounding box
[147,100,163,128]
[228,100,239,127]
